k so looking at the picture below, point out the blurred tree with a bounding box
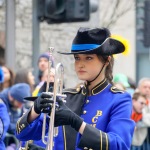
[100,0,135,28]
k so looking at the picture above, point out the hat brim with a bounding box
[57,38,125,55]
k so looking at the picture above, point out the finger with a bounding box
[41,92,52,98]
[41,99,54,104]
[42,109,51,113]
[41,103,52,108]
[56,96,62,101]
[56,98,64,106]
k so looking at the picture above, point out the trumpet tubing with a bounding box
[42,47,54,145]
[41,47,66,150]
[46,63,66,150]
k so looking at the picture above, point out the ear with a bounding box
[105,56,111,66]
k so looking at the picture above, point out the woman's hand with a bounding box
[34,92,53,114]
[55,98,83,132]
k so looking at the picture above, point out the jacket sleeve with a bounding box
[15,108,48,141]
[141,106,150,126]
[77,93,135,150]
[0,99,10,140]
[0,99,10,150]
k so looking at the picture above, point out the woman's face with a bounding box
[41,68,55,82]
[38,57,49,72]
[74,54,105,81]
[133,96,146,114]
[8,93,23,109]
[2,66,11,82]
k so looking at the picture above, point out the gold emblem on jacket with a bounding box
[91,110,102,127]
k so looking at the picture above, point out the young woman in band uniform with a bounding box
[16,27,135,150]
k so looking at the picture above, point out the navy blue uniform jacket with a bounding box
[16,79,135,150]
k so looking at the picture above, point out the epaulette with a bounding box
[110,86,125,93]
[63,83,84,94]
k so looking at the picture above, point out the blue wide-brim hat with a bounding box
[58,27,125,55]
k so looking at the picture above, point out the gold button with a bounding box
[83,110,87,114]
[112,87,116,90]
[84,147,88,150]
[22,124,25,127]
[86,100,89,104]
[89,149,93,150]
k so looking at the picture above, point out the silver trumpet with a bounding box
[42,47,66,150]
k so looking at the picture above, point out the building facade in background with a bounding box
[0,0,139,87]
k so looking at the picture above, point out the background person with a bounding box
[18,68,56,149]
[0,97,10,150]
[0,83,31,134]
[137,78,150,101]
[36,53,54,85]
[113,73,135,96]
[14,68,35,109]
[32,67,55,97]
[136,78,150,150]
[0,83,31,149]
[0,65,15,92]
[14,68,35,93]
[131,92,147,150]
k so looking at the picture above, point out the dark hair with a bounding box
[132,92,147,101]
[15,69,29,84]
[97,55,114,84]
[14,68,34,92]
[0,58,5,66]
[128,76,136,89]
[38,70,43,81]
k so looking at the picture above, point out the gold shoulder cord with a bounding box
[24,140,33,150]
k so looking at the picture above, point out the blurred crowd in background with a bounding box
[0,52,55,149]
[0,52,150,150]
